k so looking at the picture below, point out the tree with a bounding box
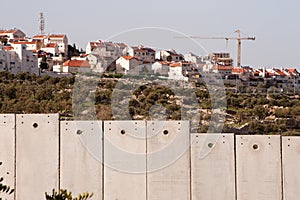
[252,105,268,120]
[0,37,8,45]
[40,55,49,70]
[45,189,93,200]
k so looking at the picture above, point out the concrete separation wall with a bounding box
[16,114,59,200]
[147,121,190,200]
[282,137,300,200]
[236,135,282,200]
[0,114,15,200]
[191,133,235,200]
[60,121,103,200]
[0,114,299,199]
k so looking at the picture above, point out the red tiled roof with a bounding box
[33,34,65,39]
[157,61,170,65]
[285,68,298,76]
[232,67,246,73]
[63,60,91,68]
[0,30,17,34]
[32,35,45,39]
[49,35,65,38]
[12,41,36,45]
[2,46,14,51]
[117,43,127,48]
[121,56,138,61]
[45,43,57,48]
[212,65,233,70]
[169,62,182,67]
[273,69,287,76]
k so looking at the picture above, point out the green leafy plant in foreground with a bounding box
[45,189,93,200]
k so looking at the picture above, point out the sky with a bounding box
[1,0,300,69]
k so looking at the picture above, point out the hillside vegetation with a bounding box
[1,71,300,135]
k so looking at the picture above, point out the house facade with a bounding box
[129,46,156,63]
[116,56,140,74]
[168,62,188,81]
[151,61,170,76]
[0,29,26,40]
[62,60,91,73]
[33,34,68,56]
[0,44,39,75]
[156,50,184,62]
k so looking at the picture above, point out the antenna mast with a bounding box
[39,12,45,34]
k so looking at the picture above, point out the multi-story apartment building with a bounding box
[33,34,68,56]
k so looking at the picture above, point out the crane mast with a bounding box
[175,30,255,67]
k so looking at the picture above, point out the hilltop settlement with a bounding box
[1,28,300,135]
[0,28,299,88]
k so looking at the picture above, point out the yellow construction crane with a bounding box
[176,30,255,68]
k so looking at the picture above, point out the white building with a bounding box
[116,56,140,74]
[10,41,38,51]
[62,60,91,73]
[86,40,122,61]
[0,44,39,75]
[40,43,59,56]
[33,34,68,56]
[168,62,188,81]
[151,61,170,76]
[124,46,156,63]
[156,50,184,62]
[211,65,233,75]
[0,29,26,40]
[85,54,105,73]
[10,43,39,74]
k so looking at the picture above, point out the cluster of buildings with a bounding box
[0,28,68,75]
[0,28,299,88]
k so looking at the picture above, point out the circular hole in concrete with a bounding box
[32,123,38,128]
[0,161,2,165]
[208,143,214,148]
[253,144,259,150]
[121,130,126,135]
[163,130,169,135]
[76,130,83,135]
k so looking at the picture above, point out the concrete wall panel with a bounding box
[60,121,102,199]
[236,135,282,200]
[282,137,300,200]
[147,121,190,200]
[16,114,59,200]
[191,133,235,200]
[0,114,15,200]
[104,121,146,200]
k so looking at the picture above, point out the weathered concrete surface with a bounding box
[236,135,282,200]
[16,114,59,200]
[104,121,146,200]
[191,133,235,200]
[282,137,300,200]
[147,121,190,200]
[0,114,15,200]
[60,121,103,199]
